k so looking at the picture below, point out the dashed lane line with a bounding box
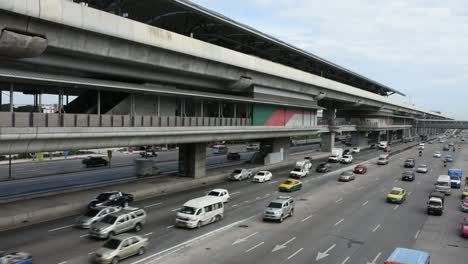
[245,242,265,253]
[334,218,344,226]
[287,248,304,260]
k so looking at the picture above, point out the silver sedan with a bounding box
[92,234,148,264]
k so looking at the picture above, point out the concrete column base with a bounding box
[178,142,206,178]
[320,132,335,152]
[350,131,368,147]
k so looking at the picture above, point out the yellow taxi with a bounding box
[386,187,407,204]
[462,185,468,199]
[279,179,303,192]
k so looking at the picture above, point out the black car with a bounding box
[402,170,415,181]
[443,145,450,151]
[88,191,134,209]
[82,156,108,168]
[316,163,331,173]
[404,159,415,168]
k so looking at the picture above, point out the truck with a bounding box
[378,141,388,149]
[427,191,445,215]
[448,168,462,189]
[289,160,312,179]
[385,247,430,264]
[328,148,343,163]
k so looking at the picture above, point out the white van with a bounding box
[435,175,451,195]
[176,196,224,228]
[212,145,228,154]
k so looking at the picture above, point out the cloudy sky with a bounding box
[193,0,468,119]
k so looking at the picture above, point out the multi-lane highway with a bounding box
[0,144,322,200]
[2,139,465,264]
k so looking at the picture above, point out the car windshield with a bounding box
[342,171,353,176]
[233,170,242,174]
[257,172,265,176]
[464,219,468,226]
[101,215,117,224]
[180,206,197,215]
[390,190,401,195]
[428,201,441,206]
[437,181,449,186]
[268,202,283,209]
[208,191,220,196]
[102,238,122,249]
[463,198,468,203]
[96,193,112,201]
[292,168,301,172]
[84,209,100,217]
[319,164,326,167]
[450,176,459,180]
[403,171,413,175]
[419,165,427,168]
[284,180,293,185]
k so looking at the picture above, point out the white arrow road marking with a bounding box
[335,198,343,203]
[287,248,304,260]
[232,232,259,245]
[272,237,296,252]
[362,201,369,206]
[316,244,336,261]
[366,252,382,264]
[393,205,399,210]
[245,242,264,253]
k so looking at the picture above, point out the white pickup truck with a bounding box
[340,154,353,164]
[289,160,312,179]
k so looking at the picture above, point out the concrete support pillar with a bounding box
[178,143,206,178]
[321,132,335,152]
[386,130,390,142]
[97,90,101,115]
[9,84,13,112]
[350,131,368,147]
[253,137,290,165]
[0,90,2,109]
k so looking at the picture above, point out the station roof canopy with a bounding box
[76,0,405,97]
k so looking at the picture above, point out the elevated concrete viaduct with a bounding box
[0,0,452,178]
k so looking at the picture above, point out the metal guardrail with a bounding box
[0,112,252,128]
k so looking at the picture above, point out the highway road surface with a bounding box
[2,140,465,263]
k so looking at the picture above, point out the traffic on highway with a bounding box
[1,131,467,264]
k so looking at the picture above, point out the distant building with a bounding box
[42,104,58,113]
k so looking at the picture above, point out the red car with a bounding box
[227,152,241,160]
[461,217,468,238]
[354,165,367,174]
[384,147,392,152]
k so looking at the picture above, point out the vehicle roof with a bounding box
[428,197,443,202]
[110,207,144,216]
[271,196,293,203]
[209,189,228,193]
[437,175,451,180]
[386,247,429,263]
[391,187,404,192]
[184,196,223,207]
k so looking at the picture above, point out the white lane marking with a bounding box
[287,248,304,260]
[144,202,163,209]
[368,252,382,264]
[57,262,67,264]
[342,256,351,264]
[245,241,264,253]
[372,224,381,232]
[166,225,174,229]
[243,200,251,203]
[130,215,256,264]
[144,232,153,236]
[268,180,279,184]
[393,205,400,210]
[316,244,336,261]
[256,197,261,200]
[417,181,421,184]
[232,204,240,208]
[88,252,94,255]
[48,224,73,232]
[414,230,421,239]
[230,191,241,195]
[335,198,343,203]
[80,234,89,238]
[358,186,365,190]
[272,237,296,252]
[408,192,412,196]
[362,201,369,206]
[171,207,181,212]
[301,214,313,222]
[304,180,310,183]
[232,232,259,245]
[375,178,380,181]
[334,218,344,226]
